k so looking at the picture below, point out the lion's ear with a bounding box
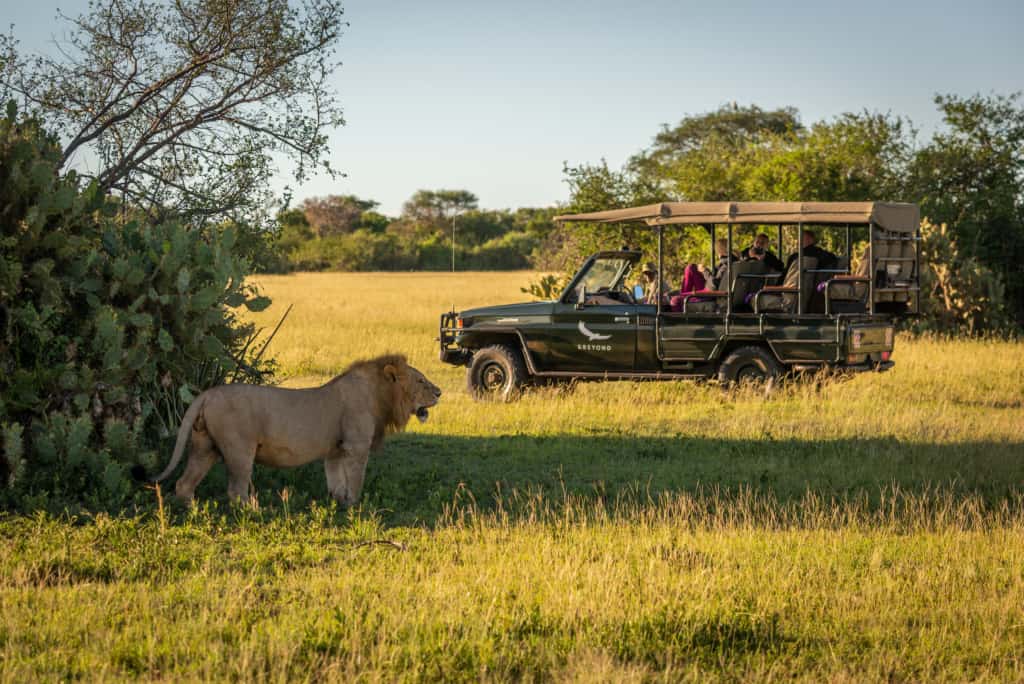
[383,364,399,382]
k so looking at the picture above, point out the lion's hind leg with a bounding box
[174,429,218,501]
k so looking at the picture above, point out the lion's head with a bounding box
[368,355,442,431]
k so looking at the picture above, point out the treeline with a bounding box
[261,190,557,272]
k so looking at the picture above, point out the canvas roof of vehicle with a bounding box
[554,201,919,233]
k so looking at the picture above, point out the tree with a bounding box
[401,189,478,226]
[742,112,910,202]
[301,194,379,237]
[0,0,346,228]
[630,104,803,189]
[907,93,1024,321]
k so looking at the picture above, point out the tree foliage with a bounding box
[0,0,346,228]
[907,93,1024,319]
[266,191,554,272]
[401,189,479,226]
[0,104,273,510]
[301,195,379,237]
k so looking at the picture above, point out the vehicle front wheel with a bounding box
[717,345,783,387]
[466,345,528,401]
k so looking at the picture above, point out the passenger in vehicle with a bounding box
[785,229,838,273]
[710,239,738,289]
[669,264,707,312]
[639,262,670,305]
[740,233,785,272]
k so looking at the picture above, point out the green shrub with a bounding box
[918,219,1013,334]
[0,103,273,511]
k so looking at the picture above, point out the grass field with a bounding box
[2,271,1023,681]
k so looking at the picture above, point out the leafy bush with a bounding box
[0,104,273,511]
[918,219,1013,334]
[288,231,417,271]
[521,274,571,301]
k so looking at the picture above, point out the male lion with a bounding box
[136,355,441,504]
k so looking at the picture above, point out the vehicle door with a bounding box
[545,255,638,372]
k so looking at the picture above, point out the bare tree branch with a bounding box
[2,0,345,228]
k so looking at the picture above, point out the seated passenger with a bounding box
[785,229,838,273]
[740,232,785,273]
[639,262,670,305]
[710,238,739,290]
[669,264,707,312]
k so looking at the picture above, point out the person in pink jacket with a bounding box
[669,264,707,312]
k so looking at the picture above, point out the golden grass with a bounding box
[246,271,1024,445]
[1,270,1022,681]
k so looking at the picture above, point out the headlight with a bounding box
[851,331,863,349]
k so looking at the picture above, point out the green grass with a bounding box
[2,271,1023,681]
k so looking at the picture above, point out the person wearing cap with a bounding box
[639,261,670,305]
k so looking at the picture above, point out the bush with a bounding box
[288,231,417,271]
[918,219,1013,334]
[0,104,273,511]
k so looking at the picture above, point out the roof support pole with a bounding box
[709,224,716,267]
[777,224,783,260]
[915,221,921,315]
[797,222,804,316]
[869,221,875,315]
[726,224,733,316]
[845,223,852,273]
[657,224,663,318]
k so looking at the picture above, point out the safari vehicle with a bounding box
[439,202,920,399]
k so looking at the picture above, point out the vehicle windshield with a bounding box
[569,257,634,302]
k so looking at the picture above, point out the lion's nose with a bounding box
[435,388,442,397]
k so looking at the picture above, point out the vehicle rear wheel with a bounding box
[717,345,783,387]
[466,345,528,401]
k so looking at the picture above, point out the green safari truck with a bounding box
[439,201,919,400]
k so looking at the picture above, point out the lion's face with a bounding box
[395,366,440,423]
[406,366,442,423]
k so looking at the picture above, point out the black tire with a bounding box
[466,344,528,401]
[717,345,783,387]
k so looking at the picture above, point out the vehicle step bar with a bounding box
[531,370,712,380]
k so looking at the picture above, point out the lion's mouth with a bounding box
[415,406,430,423]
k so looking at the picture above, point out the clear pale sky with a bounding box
[8,0,1024,215]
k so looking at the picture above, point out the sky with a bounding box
[7,0,1024,215]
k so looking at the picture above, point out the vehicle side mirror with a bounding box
[633,284,645,302]
[575,284,586,310]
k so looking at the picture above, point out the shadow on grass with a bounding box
[179,433,1024,526]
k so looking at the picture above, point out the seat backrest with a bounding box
[756,256,818,313]
[729,259,768,309]
[778,256,818,311]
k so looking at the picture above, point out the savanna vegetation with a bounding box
[2,0,1023,678]
[1,271,1023,681]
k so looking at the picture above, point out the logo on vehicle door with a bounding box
[577,321,612,351]
[577,321,611,341]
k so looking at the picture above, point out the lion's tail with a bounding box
[132,393,208,484]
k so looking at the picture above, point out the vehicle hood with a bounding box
[459,301,555,319]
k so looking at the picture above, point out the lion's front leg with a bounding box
[324,441,371,507]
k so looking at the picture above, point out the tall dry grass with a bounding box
[1,271,1022,681]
